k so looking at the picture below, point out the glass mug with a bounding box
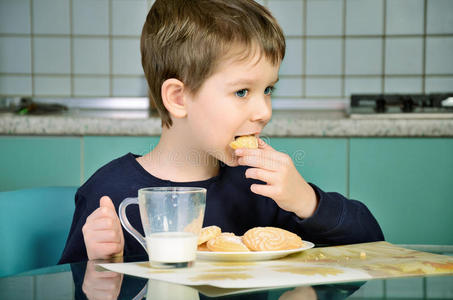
[119,187,206,268]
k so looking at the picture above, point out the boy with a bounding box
[59,0,383,264]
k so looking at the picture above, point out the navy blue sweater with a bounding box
[59,153,384,264]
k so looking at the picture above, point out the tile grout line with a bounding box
[30,0,35,97]
[109,0,113,97]
[69,0,74,97]
[341,0,346,98]
[3,32,453,39]
[2,73,453,78]
[3,73,453,78]
[381,0,387,94]
[422,0,428,93]
[302,0,307,98]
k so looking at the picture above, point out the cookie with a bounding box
[242,227,303,251]
[229,135,258,149]
[198,225,221,245]
[197,242,210,252]
[207,233,250,252]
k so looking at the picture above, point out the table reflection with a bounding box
[1,255,452,299]
[74,260,361,300]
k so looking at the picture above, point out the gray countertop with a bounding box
[1,110,453,137]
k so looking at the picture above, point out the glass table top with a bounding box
[0,245,452,300]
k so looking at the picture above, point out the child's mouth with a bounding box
[230,134,259,150]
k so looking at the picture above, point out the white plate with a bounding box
[196,241,314,262]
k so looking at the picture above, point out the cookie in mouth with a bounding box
[229,135,258,149]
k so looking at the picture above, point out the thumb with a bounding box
[258,137,274,151]
[99,196,115,210]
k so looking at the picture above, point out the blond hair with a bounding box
[141,0,285,128]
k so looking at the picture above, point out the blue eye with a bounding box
[264,86,274,95]
[235,89,248,98]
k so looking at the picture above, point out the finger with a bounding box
[88,217,116,231]
[245,168,278,184]
[85,229,123,243]
[90,276,122,290]
[250,183,277,198]
[100,196,115,210]
[238,154,281,171]
[235,147,290,168]
[86,204,118,223]
[257,137,274,151]
[91,243,124,259]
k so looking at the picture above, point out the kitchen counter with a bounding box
[1,110,453,137]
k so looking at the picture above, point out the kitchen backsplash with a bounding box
[0,0,452,101]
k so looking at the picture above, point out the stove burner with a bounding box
[350,93,453,116]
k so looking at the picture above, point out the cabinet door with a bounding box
[0,136,81,191]
[349,138,453,244]
[270,138,348,195]
[83,136,160,182]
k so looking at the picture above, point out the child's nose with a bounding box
[250,97,272,123]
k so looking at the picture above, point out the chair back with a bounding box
[0,186,77,277]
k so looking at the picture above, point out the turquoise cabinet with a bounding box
[1,135,452,245]
[349,138,453,245]
[270,138,348,195]
[0,137,81,191]
[83,136,159,181]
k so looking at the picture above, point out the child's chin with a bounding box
[219,152,240,167]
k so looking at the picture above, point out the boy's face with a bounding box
[184,48,280,166]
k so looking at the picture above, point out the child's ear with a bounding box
[161,78,187,118]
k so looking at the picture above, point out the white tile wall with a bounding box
[306,78,342,97]
[346,0,383,35]
[345,38,383,75]
[426,37,453,74]
[344,77,382,95]
[425,77,453,93]
[34,76,71,96]
[0,0,452,98]
[0,37,31,73]
[112,0,148,36]
[268,0,303,36]
[0,75,32,95]
[112,38,143,75]
[385,37,423,75]
[306,0,343,36]
[273,78,303,97]
[306,38,342,75]
[0,0,31,34]
[33,37,71,74]
[280,38,303,76]
[384,77,423,93]
[72,0,109,35]
[112,77,147,96]
[74,76,110,96]
[427,0,453,34]
[386,0,424,35]
[73,38,109,75]
[33,0,70,34]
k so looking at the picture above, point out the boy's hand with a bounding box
[82,260,123,300]
[235,138,318,219]
[82,196,124,260]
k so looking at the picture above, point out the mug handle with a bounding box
[119,197,147,252]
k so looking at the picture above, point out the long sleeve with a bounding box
[292,184,384,245]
